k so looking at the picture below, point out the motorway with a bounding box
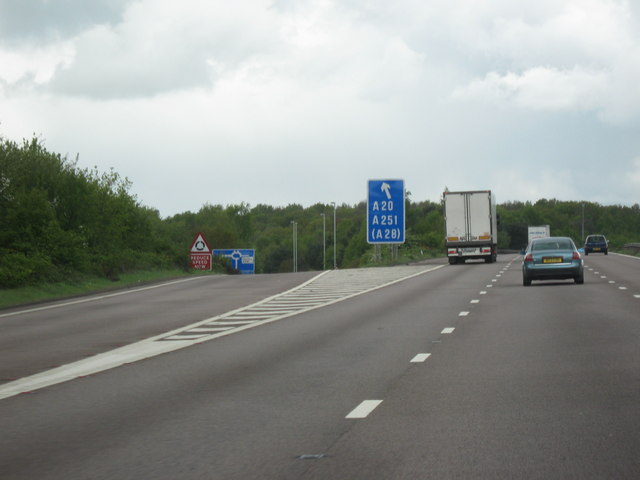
[1,253,639,479]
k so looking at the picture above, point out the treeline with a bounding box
[496,199,640,251]
[1,138,639,288]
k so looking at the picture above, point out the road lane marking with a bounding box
[619,287,627,290]
[163,334,209,340]
[441,328,455,334]
[470,299,479,303]
[0,264,445,401]
[189,327,236,332]
[459,311,470,316]
[346,400,383,419]
[480,291,487,295]
[0,277,208,319]
[411,353,431,363]
[634,295,640,298]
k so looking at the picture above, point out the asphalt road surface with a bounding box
[1,254,639,479]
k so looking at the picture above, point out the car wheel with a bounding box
[575,274,584,285]
[584,251,589,255]
[604,250,608,255]
[523,275,531,286]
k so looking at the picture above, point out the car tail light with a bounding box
[572,251,581,260]
[524,253,533,262]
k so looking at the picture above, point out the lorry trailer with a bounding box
[444,190,498,264]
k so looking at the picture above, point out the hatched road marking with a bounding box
[0,264,443,400]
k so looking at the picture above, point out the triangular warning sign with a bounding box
[190,233,211,253]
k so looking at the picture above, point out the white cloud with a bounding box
[0,42,74,85]
[2,0,640,215]
[452,66,609,112]
[629,157,640,188]
[46,0,282,98]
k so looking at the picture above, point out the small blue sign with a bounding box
[213,249,256,274]
[367,179,405,244]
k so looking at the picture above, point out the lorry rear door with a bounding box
[468,192,491,241]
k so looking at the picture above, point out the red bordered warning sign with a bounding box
[190,232,212,270]
[190,232,211,253]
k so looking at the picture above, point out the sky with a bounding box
[1,0,640,218]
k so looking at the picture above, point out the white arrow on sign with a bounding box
[381,182,392,200]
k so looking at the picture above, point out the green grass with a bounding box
[0,269,212,310]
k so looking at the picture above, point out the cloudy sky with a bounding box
[1,0,640,217]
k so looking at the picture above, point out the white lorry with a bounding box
[444,190,498,264]
[527,225,550,243]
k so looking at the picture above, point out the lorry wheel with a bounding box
[448,257,457,265]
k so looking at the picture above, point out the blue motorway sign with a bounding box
[367,179,405,244]
[213,249,255,274]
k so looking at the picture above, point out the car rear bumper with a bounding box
[523,262,583,280]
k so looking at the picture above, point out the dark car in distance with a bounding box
[584,234,608,255]
[522,236,584,286]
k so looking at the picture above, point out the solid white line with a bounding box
[207,321,256,325]
[411,353,431,363]
[163,334,209,340]
[611,252,640,261]
[346,400,383,419]
[441,327,455,334]
[0,276,208,318]
[188,327,235,332]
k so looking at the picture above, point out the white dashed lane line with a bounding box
[441,327,455,334]
[586,262,640,300]
[410,353,431,363]
[346,400,383,419]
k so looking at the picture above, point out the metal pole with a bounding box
[291,221,297,272]
[320,213,326,270]
[581,203,585,240]
[331,202,337,269]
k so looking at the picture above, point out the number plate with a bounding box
[542,257,562,264]
[593,247,601,251]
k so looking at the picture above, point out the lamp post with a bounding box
[320,213,326,270]
[581,203,585,240]
[331,202,337,269]
[291,220,297,272]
